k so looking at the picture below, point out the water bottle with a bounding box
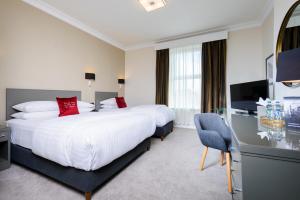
[280,103,285,121]
[274,101,282,120]
[266,100,273,120]
[273,101,284,139]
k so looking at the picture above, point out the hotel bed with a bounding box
[6,88,154,200]
[95,91,175,140]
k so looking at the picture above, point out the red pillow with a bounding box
[115,97,127,108]
[56,96,79,117]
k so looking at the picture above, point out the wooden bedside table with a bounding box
[0,126,11,171]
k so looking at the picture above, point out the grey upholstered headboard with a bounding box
[95,91,118,110]
[6,88,81,120]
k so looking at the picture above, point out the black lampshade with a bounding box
[118,79,125,84]
[85,73,95,80]
[277,47,300,82]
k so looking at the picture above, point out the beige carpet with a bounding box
[0,128,231,200]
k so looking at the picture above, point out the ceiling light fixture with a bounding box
[139,0,167,12]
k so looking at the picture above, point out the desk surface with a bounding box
[229,114,300,160]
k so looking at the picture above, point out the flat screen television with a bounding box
[230,80,269,114]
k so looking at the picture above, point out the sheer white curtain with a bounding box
[169,45,201,128]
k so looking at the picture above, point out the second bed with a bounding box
[95,91,175,140]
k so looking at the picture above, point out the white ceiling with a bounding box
[24,0,273,50]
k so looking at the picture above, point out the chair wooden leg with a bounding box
[225,152,232,193]
[200,146,208,171]
[220,151,225,166]
[85,192,91,200]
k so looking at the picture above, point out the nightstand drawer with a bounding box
[0,133,8,142]
[0,126,11,171]
[0,159,10,170]
[232,189,243,200]
[232,169,242,191]
[231,147,241,162]
[231,137,243,200]
[231,158,241,171]
[231,135,241,162]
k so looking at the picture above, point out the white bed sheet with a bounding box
[6,119,45,149]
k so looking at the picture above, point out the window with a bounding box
[169,45,201,128]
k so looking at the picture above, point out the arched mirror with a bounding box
[276,0,300,88]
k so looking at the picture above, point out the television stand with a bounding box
[235,110,257,116]
[248,111,257,115]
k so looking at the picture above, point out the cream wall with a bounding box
[0,0,125,122]
[262,10,275,60]
[274,0,300,99]
[226,27,265,110]
[125,48,156,106]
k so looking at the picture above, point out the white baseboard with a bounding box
[174,125,196,129]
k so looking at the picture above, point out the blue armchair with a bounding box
[194,113,232,193]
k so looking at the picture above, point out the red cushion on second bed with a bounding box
[56,96,79,117]
[115,97,127,108]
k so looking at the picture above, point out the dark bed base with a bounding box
[152,121,174,141]
[11,138,151,200]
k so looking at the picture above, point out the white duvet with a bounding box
[99,105,175,127]
[32,112,155,171]
[130,105,175,127]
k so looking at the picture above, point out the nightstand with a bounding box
[0,126,11,171]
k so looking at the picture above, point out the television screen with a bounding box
[230,80,269,112]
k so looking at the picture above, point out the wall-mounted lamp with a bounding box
[118,79,125,84]
[277,48,300,83]
[118,79,125,88]
[85,73,96,103]
[85,73,96,87]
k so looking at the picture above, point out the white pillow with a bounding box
[100,98,117,106]
[11,111,58,120]
[11,107,94,120]
[13,101,58,113]
[78,101,95,108]
[13,101,95,113]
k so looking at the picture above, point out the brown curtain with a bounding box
[155,49,169,105]
[282,26,300,51]
[201,40,227,113]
